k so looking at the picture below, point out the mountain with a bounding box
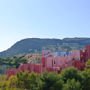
[0,38,90,57]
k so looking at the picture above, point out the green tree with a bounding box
[8,75,18,89]
[16,71,42,90]
[85,59,90,73]
[29,72,42,90]
[63,79,82,90]
[81,71,90,90]
[0,81,9,90]
[60,67,82,83]
[0,75,7,81]
[0,75,8,90]
[41,71,63,90]
[16,71,25,89]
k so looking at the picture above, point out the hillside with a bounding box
[0,38,90,57]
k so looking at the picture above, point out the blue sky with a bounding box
[0,0,90,51]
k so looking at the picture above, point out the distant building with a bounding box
[25,53,42,64]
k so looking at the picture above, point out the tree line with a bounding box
[0,66,90,90]
[0,55,27,68]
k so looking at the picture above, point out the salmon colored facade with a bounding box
[5,45,90,77]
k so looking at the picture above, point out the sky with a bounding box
[0,0,90,52]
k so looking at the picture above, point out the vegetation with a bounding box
[0,67,89,90]
[85,59,90,73]
[0,55,27,67]
[0,56,27,74]
[63,79,81,90]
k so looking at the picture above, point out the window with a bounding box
[54,61,56,64]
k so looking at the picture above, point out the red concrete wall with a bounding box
[86,45,90,60]
[80,50,87,62]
